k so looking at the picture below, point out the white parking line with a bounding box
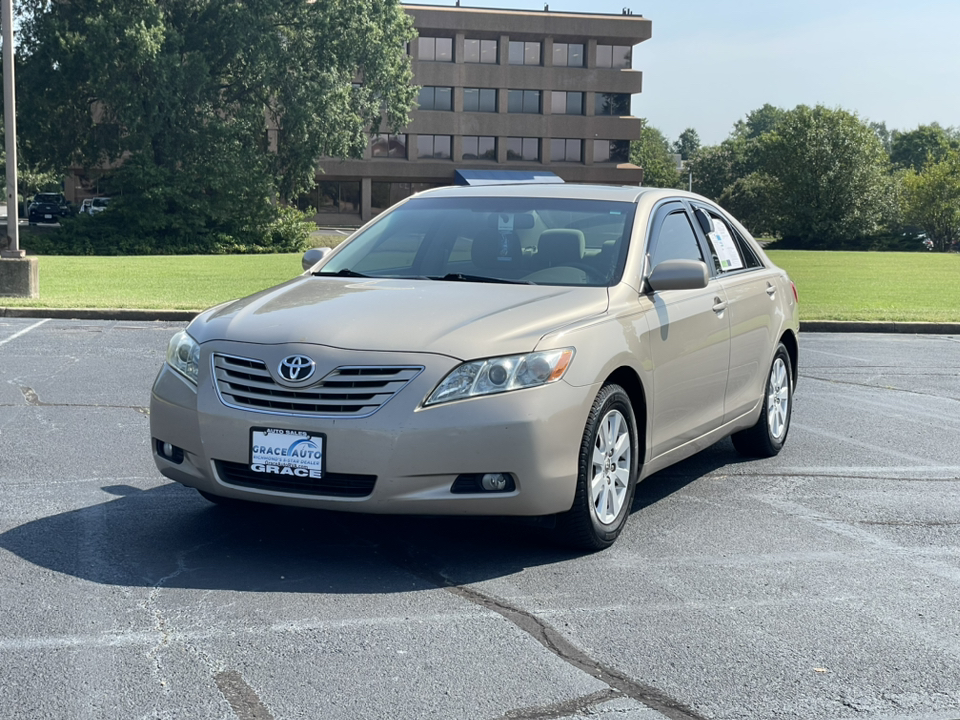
[0,319,50,347]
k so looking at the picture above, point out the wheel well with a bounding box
[604,366,647,466]
[779,329,799,389]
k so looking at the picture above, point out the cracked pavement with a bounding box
[1,321,959,719]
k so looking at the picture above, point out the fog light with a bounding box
[451,473,516,494]
[481,473,509,491]
[155,438,185,464]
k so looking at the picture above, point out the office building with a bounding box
[305,3,652,224]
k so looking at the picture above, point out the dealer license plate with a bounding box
[250,427,325,479]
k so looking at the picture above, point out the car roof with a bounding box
[412,183,706,206]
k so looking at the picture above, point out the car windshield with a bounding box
[318,195,636,287]
[92,198,109,207]
[35,194,61,203]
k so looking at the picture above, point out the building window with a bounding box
[507,137,540,161]
[298,181,361,214]
[417,86,453,111]
[551,91,583,115]
[464,38,498,64]
[418,36,453,62]
[550,139,582,162]
[371,181,441,216]
[596,44,631,68]
[371,134,407,158]
[462,136,497,160]
[508,41,541,66]
[593,139,630,163]
[552,43,584,67]
[594,92,630,116]
[417,135,452,159]
[463,88,498,113]
[508,89,541,114]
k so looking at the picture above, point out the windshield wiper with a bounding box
[313,268,370,278]
[430,273,533,285]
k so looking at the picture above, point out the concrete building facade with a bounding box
[306,4,652,225]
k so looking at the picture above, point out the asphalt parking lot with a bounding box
[1,320,959,720]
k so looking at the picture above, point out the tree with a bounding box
[13,0,417,250]
[901,149,960,252]
[631,121,681,188]
[672,127,700,160]
[732,103,786,140]
[889,124,957,172]
[757,105,893,248]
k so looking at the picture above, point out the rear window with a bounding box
[321,195,637,287]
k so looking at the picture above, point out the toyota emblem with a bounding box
[278,354,316,382]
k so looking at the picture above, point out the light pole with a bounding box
[2,0,23,259]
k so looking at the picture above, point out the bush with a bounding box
[23,201,316,256]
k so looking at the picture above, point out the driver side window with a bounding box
[650,211,704,268]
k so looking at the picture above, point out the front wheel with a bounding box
[732,343,793,457]
[556,384,639,551]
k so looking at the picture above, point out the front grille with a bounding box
[215,460,376,498]
[212,354,422,418]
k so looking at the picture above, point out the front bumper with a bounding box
[150,340,596,516]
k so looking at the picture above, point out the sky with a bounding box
[409,0,960,146]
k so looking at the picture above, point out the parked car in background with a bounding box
[27,192,71,224]
[151,184,800,550]
[89,197,111,215]
[78,199,93,215]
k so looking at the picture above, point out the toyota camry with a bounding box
[150,184,799,550]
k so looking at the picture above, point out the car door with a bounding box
[637,202,731,460]
[691,203,779,424]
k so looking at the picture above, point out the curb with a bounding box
[0,307,197,321]
[2,307,959,334]
[800,320,960,334]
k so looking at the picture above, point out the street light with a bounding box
[2,0,23,259]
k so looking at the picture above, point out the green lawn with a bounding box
[767,250,960,322]
[2,247,958,322]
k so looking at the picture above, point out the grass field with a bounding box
[1,246,958,322]
[767,250,960,322]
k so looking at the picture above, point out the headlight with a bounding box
[425,348,574,406]
[166,330,201,385]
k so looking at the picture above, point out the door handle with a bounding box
[766,284,776,296]
[713,298,727,313]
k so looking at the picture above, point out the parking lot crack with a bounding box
[798,374,960,402]
[490,689,619,719]
[386,546,705,720]
[14,384,149,413]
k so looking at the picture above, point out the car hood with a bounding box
[190,276,609,359]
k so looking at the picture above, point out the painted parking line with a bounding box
[0,319,50,347]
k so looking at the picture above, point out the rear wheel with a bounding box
[732,343,793,457]
[556,384,638,551]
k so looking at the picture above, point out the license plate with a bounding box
[250,427,325,479]
[44,214,52,219]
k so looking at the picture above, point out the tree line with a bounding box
[2,0,416,254]
[632,105,960,252]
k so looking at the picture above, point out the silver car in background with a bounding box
[150,185,799,550]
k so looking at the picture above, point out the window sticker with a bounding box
[708,218,744,271]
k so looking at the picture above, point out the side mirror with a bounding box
[647,259,709,292]
[302,246,333,272]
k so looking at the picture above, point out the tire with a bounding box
[556,383,639,551]
[732,343,793,458]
